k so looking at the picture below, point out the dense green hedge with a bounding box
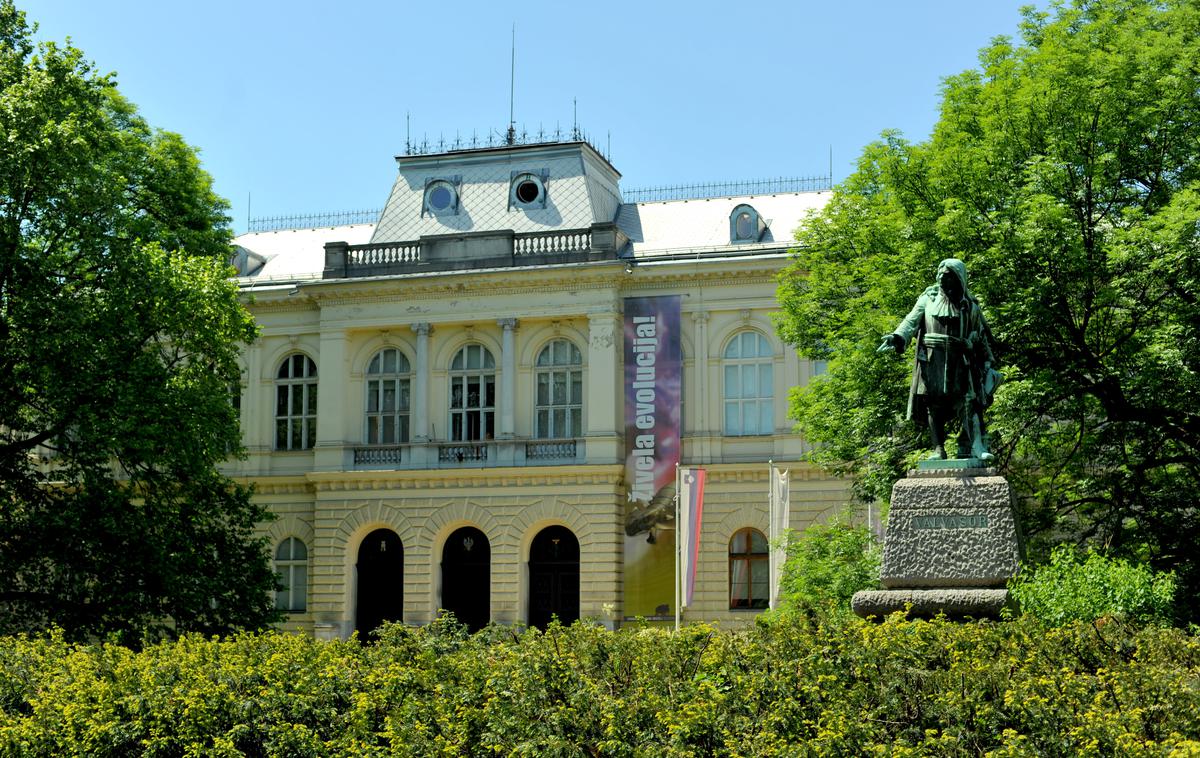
[1,614,1198,756]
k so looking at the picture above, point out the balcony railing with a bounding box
[525,439,578,461]
[327,223,621,279]
[438,443,488,463]
[513,229,590,256]
[353,445,407,465]
[337,439,587,470]
[347,241,420,269]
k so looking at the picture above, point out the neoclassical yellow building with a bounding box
[226,138,850,638]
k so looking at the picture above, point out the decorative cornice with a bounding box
[247,260,785,310]
[235,476,314,495]
[304,464,625,492]
[235,460,835,495]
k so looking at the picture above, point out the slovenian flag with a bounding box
[680,467,706,607]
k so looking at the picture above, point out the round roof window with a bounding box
[425,180,457,213]
[510,173,545,208]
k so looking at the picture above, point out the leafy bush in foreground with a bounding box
[1010,545,1177,627]
[0,615,1198,756]
[776,514,880,619]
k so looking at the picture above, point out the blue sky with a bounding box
[26,1,1035,232]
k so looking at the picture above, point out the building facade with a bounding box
[227,139,849,638]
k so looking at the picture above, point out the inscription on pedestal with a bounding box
[912,514,989,530]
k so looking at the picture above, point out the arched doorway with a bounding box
[356,528,403,640]
[440,526,491,633]
[528,525,580,629]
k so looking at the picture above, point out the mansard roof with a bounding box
[371,141,621,244]
[231,140,830,285]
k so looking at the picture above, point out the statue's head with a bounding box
[937,258,968,300]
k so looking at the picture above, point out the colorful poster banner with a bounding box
[622,295,682,619]
[623,295,682,511]
[679,467,706,608]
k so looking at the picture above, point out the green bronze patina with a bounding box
[878,258,1000,462]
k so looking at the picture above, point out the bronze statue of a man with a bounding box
[878,258,998,461]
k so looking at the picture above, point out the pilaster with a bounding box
[585,310,622,463]
[498,318,518,439]
[313,328,349,470]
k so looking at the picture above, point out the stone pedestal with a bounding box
[852,463,1021,619]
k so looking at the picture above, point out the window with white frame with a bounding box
[275,354,317,450]
[274,537,308,612]
[729,528,769,609]
[449,344,495,441]
[365,348,411,445]
[722,331,774,436]
[535,339,582,439]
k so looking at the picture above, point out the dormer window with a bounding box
[510,171,548,210]
[228,245,268,277]
[730,204,764,243]
[423,177,461,216]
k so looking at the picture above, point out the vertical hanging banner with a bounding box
[768,464,791,610]
[622,295,683,619]
[679,467,706,608]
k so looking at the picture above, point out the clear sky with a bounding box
[25,1,1036,233]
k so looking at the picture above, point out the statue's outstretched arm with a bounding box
[878,296,927,355]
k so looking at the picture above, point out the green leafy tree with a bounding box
[1010,545,1176,626]
[0,2,277,642]
[775,0,1200,620]
[775,514,880,619]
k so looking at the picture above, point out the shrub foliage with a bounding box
[1010,545,1177,627]
[1,616,1198,755]
[776,515,880,618]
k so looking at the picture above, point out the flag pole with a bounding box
[768,459,775,610]
[674,462,681,632]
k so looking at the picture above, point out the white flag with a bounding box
[678,467,706,608]
[768,465,790,610]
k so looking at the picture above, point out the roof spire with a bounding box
[507,23,516,145]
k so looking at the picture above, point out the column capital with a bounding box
[497,317,519,330]
[411,322,432,336]
[691,309,710,323]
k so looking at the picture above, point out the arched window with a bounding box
[729,528,769,609]
[365,348,411,445]
[274,537,308,612]
[449,344,495,441]
[723,331,774,436]
[535,339,583,439]
[276,354,317,450]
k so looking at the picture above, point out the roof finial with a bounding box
[507,23,516,145]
